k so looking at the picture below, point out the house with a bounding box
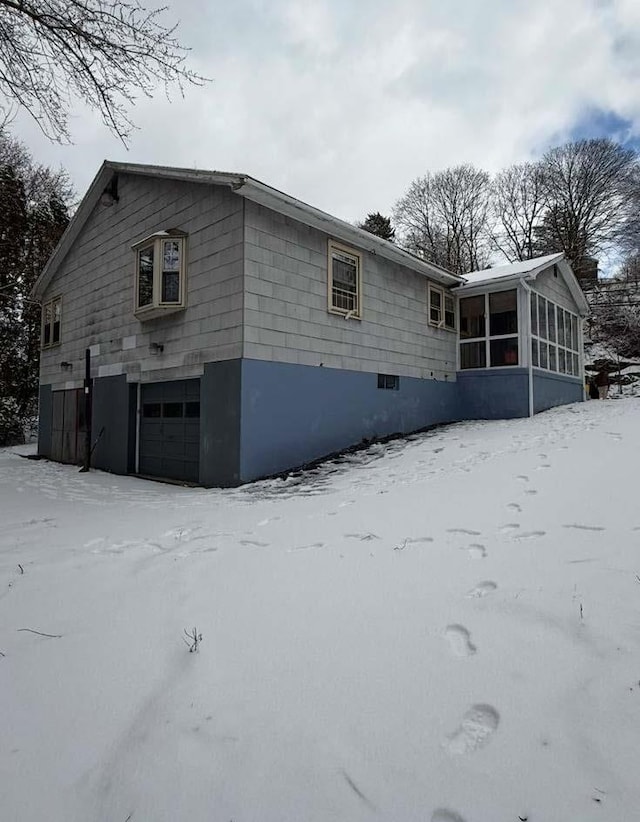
[32,162,588,487]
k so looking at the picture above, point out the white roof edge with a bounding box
[454,252,589,316]
[235,177,462,285]
[32,161,462,299]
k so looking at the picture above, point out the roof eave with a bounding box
[234,178,463,286]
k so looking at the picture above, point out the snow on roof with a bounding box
[461,253,564,285]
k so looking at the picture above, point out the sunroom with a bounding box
[453,253,589,419]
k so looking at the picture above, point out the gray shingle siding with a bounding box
[534,265,576,311]
[242,200,457,380]
[39,174,244,390]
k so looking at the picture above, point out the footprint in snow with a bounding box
[516,475,529,482]
[443,704,500,755]
[431,810,467,822]
[257,516,281,527]
[288,542,325,552]
[506,502,522,513]
[536,464,551,470]
[562,524,605,532]
[444,624,476,657]
[447,528,482,536]
[345,533,379,541]
[524,489,538,496]
[465,581,497,598]
[512,530,546,541]
[239,539,270,547]
[466,544,487,559]
[500,523,520,534]
[405,536,434,545]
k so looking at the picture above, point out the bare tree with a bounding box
[535,138,637,269]
[491,162,546,261]
[0,0,206,143]
[587,252,640,361]
[394,164,492,274]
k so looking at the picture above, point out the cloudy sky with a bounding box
[10,0,640,222]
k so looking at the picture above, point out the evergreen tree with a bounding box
[358,212,395,242]
[0,133,71,445]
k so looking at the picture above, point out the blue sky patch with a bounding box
[569,109,640,150]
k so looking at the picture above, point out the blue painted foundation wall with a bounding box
[533,370,584,412]
[239,359,460,482]
[457,368,530,420]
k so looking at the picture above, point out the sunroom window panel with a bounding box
[557,310,565,348]
[538,296,547,339]
[531,338,539,367]
[460,340,486,369]
[530,294,538,336]
[547,301,556,342]
[558,348,566,373]
[549,344,557,371]
[571,316,578,351]
[540,342,548,369]
[490,337,519,367]
[489,290,517,336]
[459,295,485,339]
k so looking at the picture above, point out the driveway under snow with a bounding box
[1,398,639,822]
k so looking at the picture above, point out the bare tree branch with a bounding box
[0,0,207,144]
[393,164,492,274]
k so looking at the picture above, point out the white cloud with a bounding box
[9,0,640,221]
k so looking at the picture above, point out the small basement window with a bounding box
[328,241,361,318]
[378,373,399,390]
[133,231,187,319]
[41,296,62,348]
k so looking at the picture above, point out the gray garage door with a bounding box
[139,379,200,483]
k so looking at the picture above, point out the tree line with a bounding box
[359,138,640,281]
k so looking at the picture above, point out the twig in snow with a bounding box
[17,628,62,638]
[17,564,24,574]
[393,539,408,552]
[635,574,640,584]
[579,603,584,620]
[183,627,202,653]
[0,650,5,657]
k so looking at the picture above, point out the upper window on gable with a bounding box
[41,296,61,348]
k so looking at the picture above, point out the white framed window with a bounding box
[459,289,519,369]
[428,284,456,331]
[133,232,187,318]
[41,296,62,348]
[328,241,361,318]
[530,292,580,377]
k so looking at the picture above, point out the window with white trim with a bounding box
[530,292,580,377]
[459,289,519,369]
[328,241,361,318]
[133,232,187,318]
[41,296,62,348]
[428,284,456,331]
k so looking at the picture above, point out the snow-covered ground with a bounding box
[2,398,640,822]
